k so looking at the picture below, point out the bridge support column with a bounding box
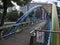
[51,4,60,45]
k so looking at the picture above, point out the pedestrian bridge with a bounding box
[0,4,60,45]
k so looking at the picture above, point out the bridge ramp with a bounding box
[0,21,47,45]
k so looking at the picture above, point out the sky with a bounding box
[32,0,60,7]
[11,0,60,11]
[32,0,48,2]
[32,0,57,2]
[11,1,20,11]
[57,1,60,7]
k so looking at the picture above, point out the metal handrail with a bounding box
[4,22,16,25]
[0,20,45,30]
[35,30,60,33]
[0,22,16,25]
[0,5,49,38]
[0,21,32,29]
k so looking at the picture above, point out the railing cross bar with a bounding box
[35,30,60,33]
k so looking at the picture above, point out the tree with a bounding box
[6,11,24,22]
[0,0,32,26]
[6,10,18,22]
[0,13,3,22]
[57,6,60,15]
[0,0,32,38]
[19,11,24,17]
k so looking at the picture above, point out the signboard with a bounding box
[36,31,44,43]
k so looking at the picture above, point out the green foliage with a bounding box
[6,10,18,22]
[2,0,13,7]
[0,10,24,22]
[0,5,3,9]
[1,0,32,7]
[19,11,24,17]
[12,0,32,6]
[57,7,60,15]
[6,10,24,22]
[0,13,3,21]
[0,0,31,36]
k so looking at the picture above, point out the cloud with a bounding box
[32,0,48,2]
[11,1,20,11]
[32,0,58,3]
[57,1,60,7]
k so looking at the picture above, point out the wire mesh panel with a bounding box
[35,30,60,45]
[36,31,44,43]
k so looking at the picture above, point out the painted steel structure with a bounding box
[4,5,48,38]
[51,4,60,45]
[0,4,60,45]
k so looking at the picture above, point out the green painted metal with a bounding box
[50,4,60,45]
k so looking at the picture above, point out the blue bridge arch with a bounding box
[6,5,49,36]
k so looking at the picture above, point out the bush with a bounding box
[6,13,18,21]
[6,11,24,22]
[0,13,3,22]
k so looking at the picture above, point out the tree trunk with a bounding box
[0,0,7,38]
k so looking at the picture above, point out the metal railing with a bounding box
[0,21,32,29]
[0,20,42,38]
[35,30,60,33]
[33,29,60,45]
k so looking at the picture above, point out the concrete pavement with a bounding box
[0,21,47,45]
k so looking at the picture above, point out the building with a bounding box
[20,3,52,14]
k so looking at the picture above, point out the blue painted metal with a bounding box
[3,5,48,38]
[47,21,52,45]
[44,21,52,45]
[3,5,51,45]
[5,5,43,37]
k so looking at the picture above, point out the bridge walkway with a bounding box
[0,21,47,45]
